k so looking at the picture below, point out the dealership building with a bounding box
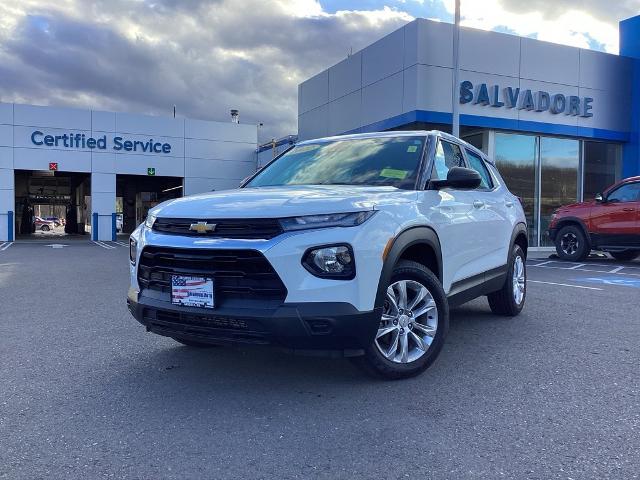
[0,104,257,241]
[299,15,640,247]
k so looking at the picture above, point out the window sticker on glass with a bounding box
[407,145,418,153]
[380,168,408,180]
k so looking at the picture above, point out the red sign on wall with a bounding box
[49,162,58,171]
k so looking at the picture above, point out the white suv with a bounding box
[127,131,528,379]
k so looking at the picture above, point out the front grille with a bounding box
[142,308,269,344]
[152,217,283,239]
[137,247,287,305]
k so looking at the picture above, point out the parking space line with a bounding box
[527,280,603,291]
[532,260,553,266]
[114,241,128,247]
[610,266,625,273]
[529,264,640,278]
[0,242,13,251]
[566,263,586,270]
[93,241,116,250]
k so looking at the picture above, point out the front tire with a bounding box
[610,251,640,262]
[40,225,50,232]
[555,225,589,261]
[487,244,526,316]
[355,260,449,380]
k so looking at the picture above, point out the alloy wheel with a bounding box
[375,280,438,364]
[560,232,579,256]
[512,255,525,305]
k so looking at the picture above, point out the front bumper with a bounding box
[127,288,381,357]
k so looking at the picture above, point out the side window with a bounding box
[607,183,640,203]
[431,140,464,180]
[465,149,494,190]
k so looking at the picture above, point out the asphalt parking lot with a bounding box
[1,241,639,479]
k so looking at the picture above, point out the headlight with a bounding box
[129,237,137,264]
[144,213,157,229]
[302,244,355,279]
[280,211,376,232]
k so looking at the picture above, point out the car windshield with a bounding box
[247,136,426,190]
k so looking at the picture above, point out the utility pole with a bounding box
[451,0,461,137]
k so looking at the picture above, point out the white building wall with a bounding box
[0,104,14,242]
[298,18,633,140]
[0,102,257,241]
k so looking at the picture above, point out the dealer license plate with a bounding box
[171,275,215,309]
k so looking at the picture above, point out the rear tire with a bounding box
[610,251,640,262]
[555,225,589,261]
[354,260,449,380]
[40,225,50,232]
[487,244,526,316]
[172,337,219,348]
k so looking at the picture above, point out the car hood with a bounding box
[151,185,417,219]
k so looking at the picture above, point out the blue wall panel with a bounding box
[620,16,640,177]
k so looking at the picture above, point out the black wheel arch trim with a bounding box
[374,226,443,311]
[509,222,528,259]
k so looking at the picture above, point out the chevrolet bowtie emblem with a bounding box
[189,221,216,234]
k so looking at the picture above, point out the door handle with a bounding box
[505,201,514,208]
[622,208,634,212]
[473,200,485,209]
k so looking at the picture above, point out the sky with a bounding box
[0,0,637,142]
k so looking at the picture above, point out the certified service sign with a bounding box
[31,131,173,154]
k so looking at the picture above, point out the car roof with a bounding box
[295,130,494,164]
[622,176,640,183]
[606,175,640,192]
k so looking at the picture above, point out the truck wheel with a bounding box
[172,337,219,348]
[610,251,640,262]
[555,225,589,261]
[487,244,526,316]
[355,260,449,380]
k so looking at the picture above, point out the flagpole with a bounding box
[452,0,461,137]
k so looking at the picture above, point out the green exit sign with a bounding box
[147,167,156,176]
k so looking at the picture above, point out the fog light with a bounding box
[302,244,355,279]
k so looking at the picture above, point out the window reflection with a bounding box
[584,141,621,200]
[539,137,579,246]
[494,133,538,246]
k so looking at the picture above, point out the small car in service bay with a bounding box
[127,131,528,379]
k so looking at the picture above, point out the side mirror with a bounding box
[595,193,604,202]
[431,167,482,190]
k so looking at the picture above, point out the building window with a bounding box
[583,141,622,201]
[539,137,579,247]
[494,133,539,246]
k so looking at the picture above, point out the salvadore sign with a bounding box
[460,80,593,118]
[30,130,172,154]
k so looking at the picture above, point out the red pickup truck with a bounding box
[549,176,640,261]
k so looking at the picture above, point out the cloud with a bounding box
[0,0,633,142]
[0,0,412,141]
[442,0,633,53]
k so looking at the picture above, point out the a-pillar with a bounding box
[91,172,116,241]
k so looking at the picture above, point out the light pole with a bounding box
[451,0,461,137]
